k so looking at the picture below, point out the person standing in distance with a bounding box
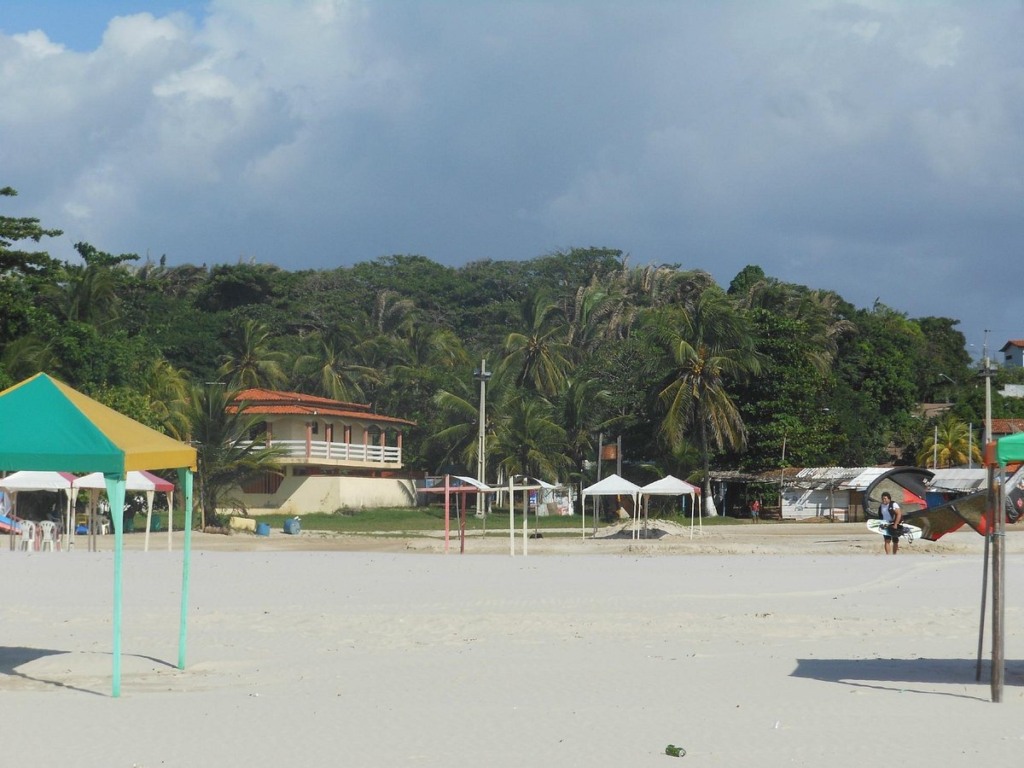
[879,491,903,555]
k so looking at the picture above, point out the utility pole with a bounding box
[473,360,491,520]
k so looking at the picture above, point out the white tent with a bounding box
[581,473,641,538]
[640,475,701,538]
[74,470,175,552]
[0,470,76,545]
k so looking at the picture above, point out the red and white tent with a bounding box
[75,470,175,551]
[0,470,77,541]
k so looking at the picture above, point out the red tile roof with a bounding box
[1000,339,1024,351]
[233,388,415,426]
[991,419,1024,436]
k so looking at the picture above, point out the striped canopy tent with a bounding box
[0,373,197,697]
[75,469,176,552]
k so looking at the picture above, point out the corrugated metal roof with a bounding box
[841,467,891,490]
[790,467,870,490]
[927,468,987,492]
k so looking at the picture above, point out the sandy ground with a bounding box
[2,521,1023,767]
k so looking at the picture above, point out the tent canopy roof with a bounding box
[640,475,700,496]
[0,373,196,474]
[0,470,76,491]
[582,473,641,497]
[75,470,175,492]
[419,475,497,494]
[997,432,1024,465]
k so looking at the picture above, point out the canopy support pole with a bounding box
[104,474,127,698]
[177,469,194,670]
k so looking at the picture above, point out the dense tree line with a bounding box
[3,188,1018,515]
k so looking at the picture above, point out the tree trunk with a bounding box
[701,420,719,517]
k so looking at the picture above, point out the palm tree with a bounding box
[61,264,121,329]
[649,289,763,516]
[736,280,854,376]
[917,413,982,468]
[1,334,57,381]
[560,376,615,485]
[498,289,571,396]
[140,357,191,439]
[290,335,379,402]
[430,366,511,475]
[182,382,286,527]
[492,393,569,483]
[217,319,288,390]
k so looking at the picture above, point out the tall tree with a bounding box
[0,186,61,275]
[0,186,62,347]
[492,393,569,483]
[498,289,571,396]
[291,335,379,402]
[183,382,285,526]
[916,413,982,468]
[217,319,288,389]
[647,288,762,515]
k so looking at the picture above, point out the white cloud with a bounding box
[12,30,65,57]
[0,0,1022,347]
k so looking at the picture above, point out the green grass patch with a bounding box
[245,507,745,534]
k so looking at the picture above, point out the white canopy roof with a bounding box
[0,470,76,491]
[582,473,641,497]
[640,475,700,497]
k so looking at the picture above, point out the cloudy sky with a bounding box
[2,1,1022,358]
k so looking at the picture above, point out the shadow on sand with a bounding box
[0,645,177,696]
[792,657,1023,701]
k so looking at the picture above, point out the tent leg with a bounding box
[178,469,194,670]
[104,475,127,698]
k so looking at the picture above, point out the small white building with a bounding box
[780,467,872,521]
[1000,339,1024,368]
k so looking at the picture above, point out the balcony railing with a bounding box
[242,439,402,465]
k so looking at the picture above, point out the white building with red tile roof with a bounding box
[231,389,418,514]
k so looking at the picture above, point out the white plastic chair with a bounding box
[18,520,37,551]
[91,514,110,536]
[38,520,58,551]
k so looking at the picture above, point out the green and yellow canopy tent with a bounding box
[0,373,197,697]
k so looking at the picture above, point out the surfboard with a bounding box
[866,519,922,542]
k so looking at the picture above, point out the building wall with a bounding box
[235,475,418,515]
[268,416,371,443]
[781,488,851,520]
[1002,345,1024,367]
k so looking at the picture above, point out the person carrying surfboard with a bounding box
[879,491,903,555]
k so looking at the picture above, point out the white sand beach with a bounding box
[2,522,1023,767]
